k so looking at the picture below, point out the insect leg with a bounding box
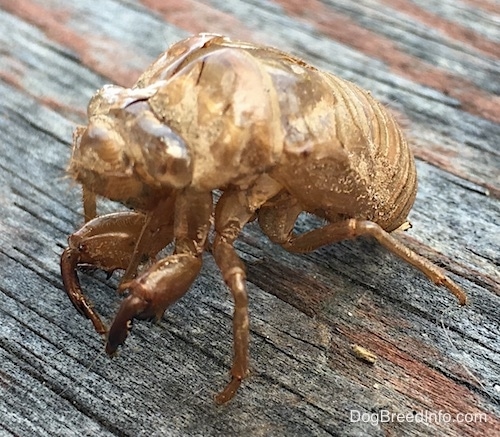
[212,178,283,404]
[263,215,466,305]
[61,212,151,336]
[258,191,302,244]
[82,186,96,223]
[106,253,203,354]
[119,195,176,287]
[348,220,467,305]
[61,247,107,335]
[212,190,254,404]
[106,189,212,354]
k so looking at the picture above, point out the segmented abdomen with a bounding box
[260,55,417,231]
[327,74,417,231]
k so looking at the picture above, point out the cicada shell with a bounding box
[61,34,466,404]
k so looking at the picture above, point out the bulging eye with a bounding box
[79,119,124,167]
[134,112,192,188]
[70,119,144,202]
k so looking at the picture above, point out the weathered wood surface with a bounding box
[0,0,499,436]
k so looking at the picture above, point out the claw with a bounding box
[106,293,148,355]
[60,247,108,335]
[60,212,149,336]
[105,254,202,355]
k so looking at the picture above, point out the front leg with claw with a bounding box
[61,208,174,335]
[104,189,213,356]
[106,254,202,354]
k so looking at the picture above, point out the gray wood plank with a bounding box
[0,0,499,436]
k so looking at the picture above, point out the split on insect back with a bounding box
[60,33,467,404]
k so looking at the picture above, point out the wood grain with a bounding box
[0,1,499,436]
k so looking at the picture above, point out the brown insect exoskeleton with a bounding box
[61,34,467,403]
